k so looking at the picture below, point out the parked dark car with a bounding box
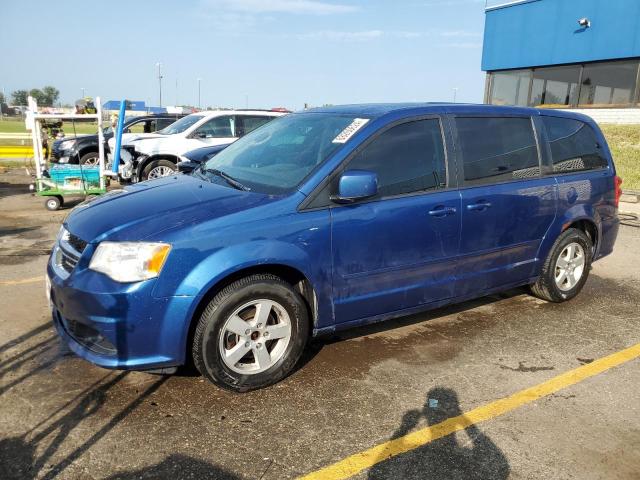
[48,104,621,392]
[51,114,185,165]
[177,144,229,174]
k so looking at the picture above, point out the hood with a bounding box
[107,133,164,149]
[55,134,96,146]
[65,174,277,243]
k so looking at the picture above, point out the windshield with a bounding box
[157,114,203,135]
[202,113,363,194]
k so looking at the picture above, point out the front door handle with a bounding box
[466,201,492,211]
[428,206,457,217]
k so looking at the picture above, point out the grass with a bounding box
[601,125,640,191]
[0,119,98,134]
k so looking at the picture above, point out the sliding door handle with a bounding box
[428,206,457,217]
[466,201,492,211]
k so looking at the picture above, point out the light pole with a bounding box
[197,78,202,109]
[81,87,85,98]
[156,62,163,107]
[453,87,459,103]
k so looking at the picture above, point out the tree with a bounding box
[29,88,45,105]
[0,91,4,104]
[41,86,60,106]
[11,90,28,106]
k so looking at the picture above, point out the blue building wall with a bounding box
[482,0,640,71]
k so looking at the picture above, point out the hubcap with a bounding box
[555,242,585,291]
[83,156,99,166]
[218,299,292,374]
[148,165,175,179]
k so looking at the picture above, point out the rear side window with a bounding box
[542,116,609,173]
[237,116,273,137]
[345,119,446,199]
[456,117,540,186]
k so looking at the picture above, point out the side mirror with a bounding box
[193,131,207,139]
[331,170,378,204]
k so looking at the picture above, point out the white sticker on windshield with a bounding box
[332,118,370,144]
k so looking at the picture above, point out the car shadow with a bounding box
[367,387,510,479]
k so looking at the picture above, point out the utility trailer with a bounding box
[26,96,108,210]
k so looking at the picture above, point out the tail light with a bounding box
[614,175,623,208]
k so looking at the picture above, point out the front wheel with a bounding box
[142,159,176,181]
[44,196,63,211]
[192,274,309,392]
[79,152,99,166]
[530,228,592,302]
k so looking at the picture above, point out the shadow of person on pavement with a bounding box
[368,387,510,479]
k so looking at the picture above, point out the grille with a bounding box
[59,248,79,273]
[56,230,87,274]
[67,233,88,253]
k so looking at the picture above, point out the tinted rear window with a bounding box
[456,117,540,186]
[542,116,609,173]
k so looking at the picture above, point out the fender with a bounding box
[535,202,601,273]
[162,239,332,351]
[173,240,320,296]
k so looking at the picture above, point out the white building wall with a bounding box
[563,108,640,125]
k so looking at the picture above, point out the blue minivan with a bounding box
[48,104,621,391]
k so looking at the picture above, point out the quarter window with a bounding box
[542,117,609,173]
[194,116,235,138]
[344,119,446,199]
[237,116,273,137]
[456,117,540,186]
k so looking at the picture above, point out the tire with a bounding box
[530,228,593,302]
[44,196,63,211]
[192,274,309,392]
[141,159,176,181]
[79,151,99,166]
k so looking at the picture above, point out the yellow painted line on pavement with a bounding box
[0,276,43,286]
[299,342,640,480]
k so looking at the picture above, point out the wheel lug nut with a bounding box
[245,329,251,335]
[256,343,262,349]
[257,323,263,328]
[263,331,269,337]
[245,341,250,347]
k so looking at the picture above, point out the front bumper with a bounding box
[48,253,196,370]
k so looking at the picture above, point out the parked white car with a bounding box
[109,110,286,181]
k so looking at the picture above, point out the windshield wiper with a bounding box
[203,167,250,191]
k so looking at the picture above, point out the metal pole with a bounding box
[156,62,163,107]
[198,78,201,109]
[96,96,105,190]
[81,87,85,98]
[453,88,458,103]
[112,100,127,175]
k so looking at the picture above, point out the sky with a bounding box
[1,0,488,110]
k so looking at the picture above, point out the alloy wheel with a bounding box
[218,299,292,374]
[555,242,585,291]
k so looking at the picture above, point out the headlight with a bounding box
[59,139,76,150]
[89,242,171,283]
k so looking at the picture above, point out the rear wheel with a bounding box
[531,228,592,302]
[142,159,176,181]
[192,274,309,392]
